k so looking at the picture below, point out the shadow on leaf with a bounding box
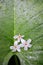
[8,55,21,65]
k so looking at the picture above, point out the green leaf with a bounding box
[0,0,43,65]
[14,0,43,65]
[0,0,14,65]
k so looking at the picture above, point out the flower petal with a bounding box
[17,48,21,52]
[18,38,20,42]
[19,44,24,47]
[10,46,14,49]
[14,41,18,45]
[28,44,32,48]
[13,35,18,39]
[21,39,26,44]
[27,39,32,44]
[12,49,16,52]
[24,47,28,50]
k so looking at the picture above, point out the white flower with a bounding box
[13,34,24,42]
[10,41,21,52]
[20,39,32,50]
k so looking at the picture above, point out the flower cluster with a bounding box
[10,34,32,52]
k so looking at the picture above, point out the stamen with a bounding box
[25,42,27,45]
[14,46,17,48]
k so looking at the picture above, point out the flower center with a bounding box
[25,42,27,45]
[18,35,21,39]
[14,46,17,48]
